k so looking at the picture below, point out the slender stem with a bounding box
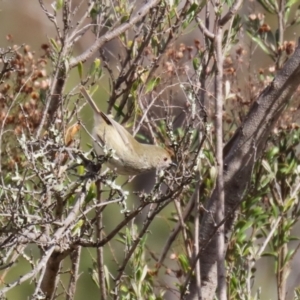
[214,15,226,300]
[96,180,107,300]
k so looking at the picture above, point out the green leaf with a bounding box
[261,251,278,257]
[139,265,148,282]
[285,6,291,24]
[56,0,64,10]
[257,0,276,13]
[182,2,206,29]
[89,267,99,287]
[120,284,129,292]
[247,32,274,58]
[52,0,64,11]
[236,232,247,242]
[50,38,60,52]
[186,2,198,15]
[178,254,190,273]
[77,165,84,175]
[77,61,83,80]
[121,14,129,23]
[283,197,296,212]
[193,57,200,71]
[104,266,111,291]
[261,159,275,176]
[267,146,279,159]
[113,104,126,118]
[239,221,254,233]
[283,249,295,267]
[85,183,96,203]
[71,219,84,236]
[145,77,160,93]
[287,0,299,7]
[89,58,102,81]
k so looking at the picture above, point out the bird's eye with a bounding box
[163,157,168,161]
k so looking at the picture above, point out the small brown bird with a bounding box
[80,86,175,175]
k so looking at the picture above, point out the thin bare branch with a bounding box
[219,0,243,26]
[69,0,161,68]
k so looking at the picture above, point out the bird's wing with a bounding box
[80,86,134,152]
[103,114,134,152]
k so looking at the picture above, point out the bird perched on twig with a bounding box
[80,86,175,175]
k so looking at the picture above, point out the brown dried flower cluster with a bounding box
[162,42,196,76]
[221,40,300,137]
[0,42,50,170]
[278,40,296,56]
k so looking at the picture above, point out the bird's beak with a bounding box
[169,162,177,168]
